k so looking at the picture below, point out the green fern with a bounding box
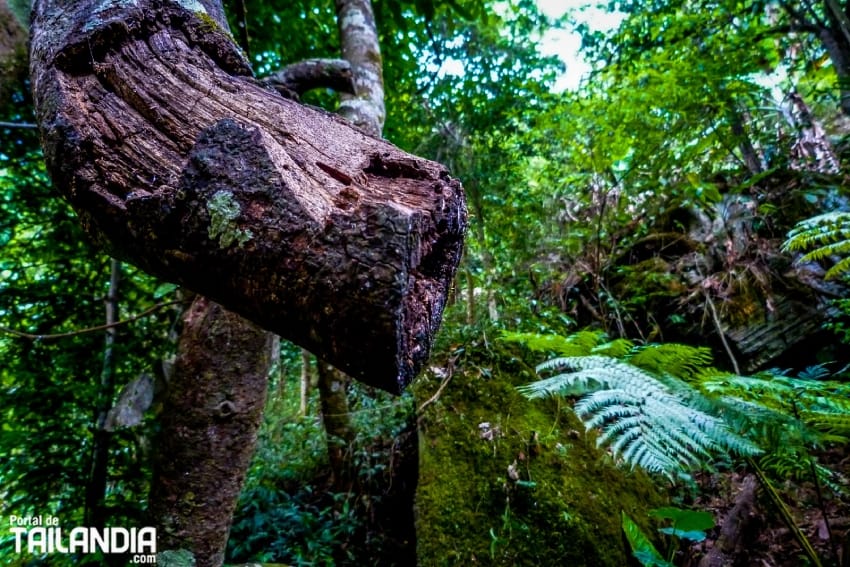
[501,330,605,356]
[502,330,713,380]
[519,355,761,478]
[511,330,850,482]
[627,343,714,381]
[701,369,850,443]
[783,211,850,279]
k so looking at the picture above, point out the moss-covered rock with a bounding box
[414,342,664,566]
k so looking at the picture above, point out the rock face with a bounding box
[415,346,664,566]
[677,193,846,373]
[723,293,841,372]
[556,176,849,374]
[29,0,466,393]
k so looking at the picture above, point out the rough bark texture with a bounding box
[29,0,466,393]
[148,297,272,567]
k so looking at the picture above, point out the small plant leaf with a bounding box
[659,527,708,542]
[154,282,179,298]
[649,507,715,532]
[622,511,673,567]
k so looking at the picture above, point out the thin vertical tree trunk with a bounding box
[818,24,850,116]
[335,0,386,136]
[726,104,763,175]
[85,259,121,531]
[317,359,356,490]
[300,349,312,416]
[0,0,28,102]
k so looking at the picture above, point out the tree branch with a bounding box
[781,0,825,29]
[417,355,457,415]
[0,299,183,341]
[264,58,355,99]
[825,0,850,47]
[0,121,37,129]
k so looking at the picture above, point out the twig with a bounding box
[417,356,457,415]
[0,121,37,129]
[749,457,824,567]
[0,299,183,341]
[703,290,741,375]
[696,265,741,374]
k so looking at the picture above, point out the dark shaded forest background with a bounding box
[3,0,850,565]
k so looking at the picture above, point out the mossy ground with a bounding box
[414,338,664,566]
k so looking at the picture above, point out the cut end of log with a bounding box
[30,1,467,393]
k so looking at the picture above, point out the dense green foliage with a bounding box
[0,81,177,565]
[3,0,850,564]
[511,329,850,482]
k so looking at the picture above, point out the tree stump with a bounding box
[30,0,466,393]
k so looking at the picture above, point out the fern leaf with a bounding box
[627,343,714,381]
[591,338,634,358]
[521,355,760,479]
[826,256,850,280]
[500,330,605,356]
[784,210,850,279]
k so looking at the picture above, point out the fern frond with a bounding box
[519,331,847,482]
[500,330,605,356]
[784,211,850,279]
[798,239,850,262]
[784,211,850,248]
[591,338,634,358]
[521,355,759,479]
[826,256,850,280]
[798,364,832,381]
[804,411,850,441]
[627,343,714,381]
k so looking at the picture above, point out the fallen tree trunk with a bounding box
[30,0,466,393]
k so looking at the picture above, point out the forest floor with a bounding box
[690,449,850,567]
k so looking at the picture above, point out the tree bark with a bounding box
[0,0,28,102]
[335,0,386,136]
[265,58,354,99]
[817,17,850,115]
[148,297,272,567]
[29,0,466,394]
[317,358,356,490]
